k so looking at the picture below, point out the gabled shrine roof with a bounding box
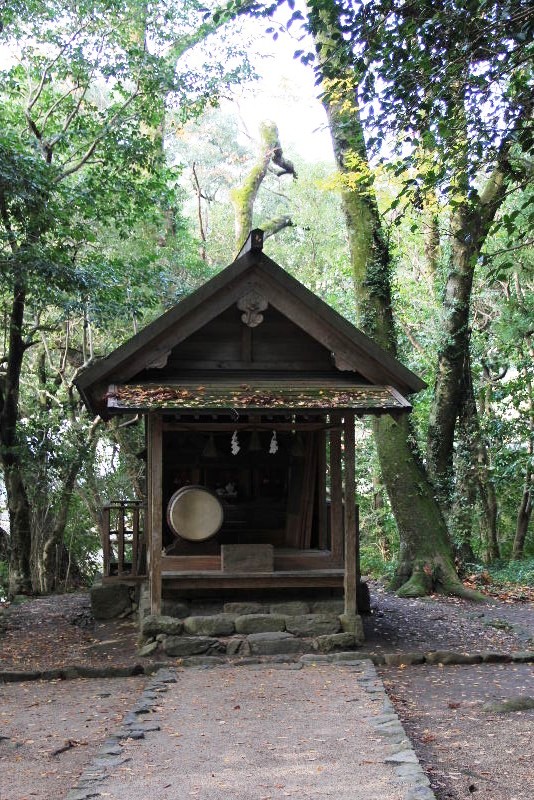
[76,230,425,417]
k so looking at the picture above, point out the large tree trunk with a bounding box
[230,121,296,252]
[426,205,477,502]
[308,0,474,597]
[512,483,533,560]
[0,283,33,595]
[374,415,465,596]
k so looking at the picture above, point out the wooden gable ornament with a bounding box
[76,229,425,417]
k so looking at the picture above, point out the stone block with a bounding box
[163,636,222,657]
[141,615,183,637]
[224,602,265,615]
[384,652,425,667]
[183,614,236,636]
[285,614,341,637]
[270,601,310,615]
[161,600,190,618]
[138,641,159,657]
[313,633,356,653]
[310,599,344,614]
[340,613,365,644]
[91,582,132,620]
[511,651,534,663]
[425,650,482,665]
[480,651,512,663]
[221,544,273,572]
[226,637,244,656]
[235,614,286,634]
[247,632,305,656]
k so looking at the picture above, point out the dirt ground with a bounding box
[0,675,146,800]
[1,585,533,800]
[100,664,408,800]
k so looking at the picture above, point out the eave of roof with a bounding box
[106,381,412,415]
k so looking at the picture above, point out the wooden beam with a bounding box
[317,430,328,550]
[163,421,340,432]
[102,506,111,578]
[131,504,139,577]
[343,412,357,618]
[329,414,343,565]
[117,506,125,576]
[148,414,163,615]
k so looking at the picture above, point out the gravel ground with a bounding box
[1,585,533,800]
[0,676,146,800]
[381,663,534,800]
[97,663,409,800]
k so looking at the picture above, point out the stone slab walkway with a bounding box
[67,659,435,800]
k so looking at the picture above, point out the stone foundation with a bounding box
[137,586,365,657]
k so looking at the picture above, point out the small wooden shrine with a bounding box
[76,230,424,633]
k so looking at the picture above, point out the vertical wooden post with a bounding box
[329,414,343,564]
[102,506,111,577]
[117,503,125,576]
[148,414,163,615]
[341,412,364,642]
[317,428,328,550]
[131,503,139,577]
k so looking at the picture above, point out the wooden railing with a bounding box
[102,500,146,578]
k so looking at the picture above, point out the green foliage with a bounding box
[489,559,534,587]
[0,561,8,601]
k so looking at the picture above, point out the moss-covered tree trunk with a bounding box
[230,121,296,252]
[308,0,476,597]
[1,283,33,595]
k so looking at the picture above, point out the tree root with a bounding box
[393,560,485,601]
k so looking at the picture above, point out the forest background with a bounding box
[0,0,532,600]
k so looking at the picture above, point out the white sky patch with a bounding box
[221,25,334,163]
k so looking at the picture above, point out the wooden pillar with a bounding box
[131,503,139,577]
[102,506,111,577]
[317,429,328,550]
[117,504,125,576]
[148,413,163,615]
[329,414,343,564]
[341,412,364,642]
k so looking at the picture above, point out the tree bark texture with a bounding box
[230,121,295,252]
[308,0,474,597]
[512,484,533,560]
[426,112,520,504]
[0,284,33,595]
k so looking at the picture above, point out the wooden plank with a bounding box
[162,550,337,572]
[162,554,221,571]
[102,506,111,577]
[300,433,317,549]
[241,325,252,362]
[167,360,339,371]
[148,414,163,615]
[131,505,139,577]
[274,550,337,570]
[284,432,313,548]
[343,412,357,618]
[163,422,339,432]
[161,570,345,591]
[317,430,328,550]
[117,505,125,576]
[355,503,361,588]
[329,415,344,565]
